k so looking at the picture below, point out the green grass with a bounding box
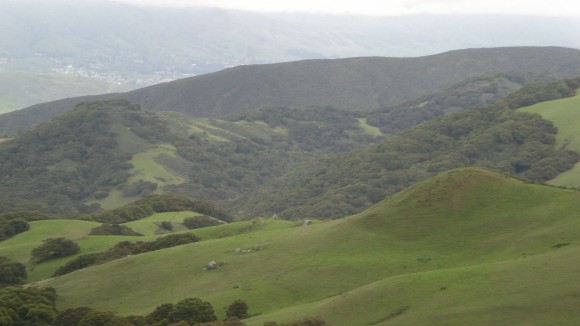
[358,117,383,136]
[88,144,187,209]
[128,144,187,187]
[520,91,580,186]
[0,219,159,281]
[25,168,580,324]
[123,211,201,236]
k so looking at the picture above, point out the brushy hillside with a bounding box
[1,78,578,218]
[520,90,580,187]
[233,78,580,219]
[0,100,380,215]
[365,72,548,136]
[29,168,580,324]
[1,47,580,134]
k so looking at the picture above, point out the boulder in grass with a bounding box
[207,260,218,270]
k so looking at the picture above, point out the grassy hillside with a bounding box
[1,47,580,134]
[0,219,158,282]
[28,168,580,324]
[520,90,580,187]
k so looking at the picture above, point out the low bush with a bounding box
[30,238,80,263]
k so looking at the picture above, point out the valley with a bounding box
[1,45,580,325]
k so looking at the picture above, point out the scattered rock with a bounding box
[207,260,218,270]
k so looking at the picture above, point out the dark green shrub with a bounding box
[146,303,174,325]
[89,223,143,236]
[0,257,26,285]
[168,298,217,324]
[78,310,132,326]
[53,307,95,326]
[160,221,173,230]
[52,253,101,277]
[183,215,222,230]
[226,300,249,319]
[30,238,80,263]
[53,233,200,276]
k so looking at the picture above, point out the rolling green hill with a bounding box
[520,90,580,187]
[1,47,580,134]
[22,168,580,325]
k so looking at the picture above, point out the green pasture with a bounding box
[31,168,580,323]
[0,219,158,281]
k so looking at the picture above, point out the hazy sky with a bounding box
[113,0,580,16]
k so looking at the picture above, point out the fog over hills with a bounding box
[1,0,579,112]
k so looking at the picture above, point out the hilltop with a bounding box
[1,47,580,134]
[14,168,580,324]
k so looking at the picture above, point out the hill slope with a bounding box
[0,100,381,215]
[1,47,580,134]
[233,78,580,218]
[1,78,578,217]
[520,91,580,186]
[30,168,580,324]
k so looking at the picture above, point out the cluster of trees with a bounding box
[0,218,29,242]
[182,215,223,230]
[31,238,80,263]
[53,233,200,276]
[0,286,57,325]
[0,101,138,215]
[226,106,381,152]
[0,257,26,286]
[83,195,233,224]
[0,284,328,325]
[89,224,142,236]
[365,72,545,136]
[500,77,580,109]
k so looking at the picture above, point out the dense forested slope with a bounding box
[0,101,380,215]
[233,78,580,218]
[1,47,579,134]
[0,76,578,218]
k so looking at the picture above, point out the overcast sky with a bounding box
[113,0,580,16]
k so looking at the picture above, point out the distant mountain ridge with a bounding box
[1,46,580,134]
